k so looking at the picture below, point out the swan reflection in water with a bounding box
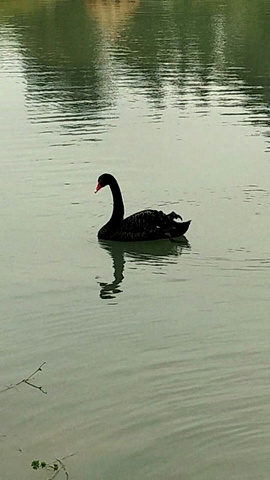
[97,237,191,300]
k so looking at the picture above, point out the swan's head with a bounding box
[94,173,114,193]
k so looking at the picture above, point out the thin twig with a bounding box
[47,455,74,480]
[0,362,47,394]
[23,380,46,393]
[17,361,46,384]
[0,384,14,393]
[49,466,61,480]
[56,458,69,479]
[61,454,75,461]
[31,454,74,479]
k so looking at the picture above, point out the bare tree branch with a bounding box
[31,454,75,479]
[0,362,47,394]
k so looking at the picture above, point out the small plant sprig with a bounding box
[31,454,74,479]
[0,362,47,394]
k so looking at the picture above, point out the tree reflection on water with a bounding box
[1,0,269,146]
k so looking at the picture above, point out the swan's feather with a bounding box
[98,209,190,241]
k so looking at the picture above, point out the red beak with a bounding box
[94,181,101,194]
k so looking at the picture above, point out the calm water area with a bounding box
[1,0,270,478]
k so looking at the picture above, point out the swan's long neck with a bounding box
[109,177,124,224]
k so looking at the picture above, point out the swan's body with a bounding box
[94,173,191,241]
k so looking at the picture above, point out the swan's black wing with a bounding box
[108,209,191,241]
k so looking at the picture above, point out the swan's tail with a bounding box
[168,219,191,238]
[168,211,183,221]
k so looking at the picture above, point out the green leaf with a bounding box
[31,460,40,470]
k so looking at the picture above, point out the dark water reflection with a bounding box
[0,0,269,146]
[98,237,190,300]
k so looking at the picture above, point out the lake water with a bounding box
[1,0,270,478]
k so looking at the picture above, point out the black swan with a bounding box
[94,173,191,241]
